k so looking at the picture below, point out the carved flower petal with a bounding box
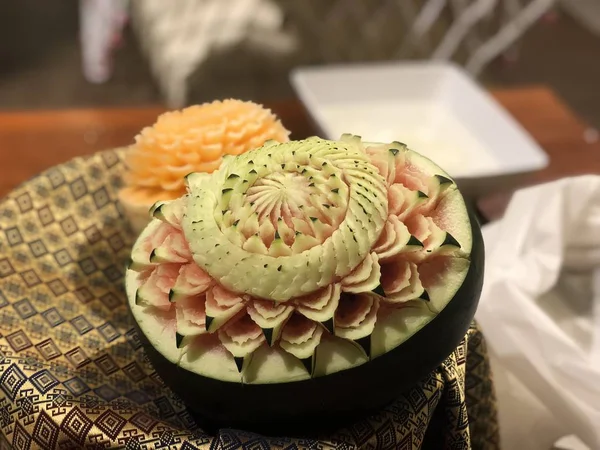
[373,215,419,262]
[281,313,319,345]
[335,294,380,341]
[365,144,396,185]
[280,314,324,360]
[394,157,428,192]
[136,264,180,310]
[247,299,294,329]
[335,294,373,328]
[219,315,266,358]
[204,286,246,332]
[176,295,206,325]
[175,295,207,335]
[147,226,192,264]
[388,183,433,223]
[295,284,341,322]
[410,175,457,217]
[251,298,293,320]
[388,183,411,217]
[246,298,294,345]
[128,201,185,268]
[135,267,154,284]
[171,263,213,299]
[149,222,175,248]
[380,260,424,303]
[209,284,245,308]
[296,284,335,310]
[165,231,193,260]
[381,259,411,294]
[405,215,444,251]
[341,252,381,293]
[151,197,186,229]
[131,220,173,269]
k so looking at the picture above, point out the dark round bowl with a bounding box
[130,209,484,437]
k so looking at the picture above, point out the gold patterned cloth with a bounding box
[0,150,499,449]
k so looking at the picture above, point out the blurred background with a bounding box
[0,0,599,127]
[2,3,600,449]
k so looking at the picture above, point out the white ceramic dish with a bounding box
[290,61,549,197]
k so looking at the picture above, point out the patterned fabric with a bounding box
[0,149,499,449]
[465,326,501,450]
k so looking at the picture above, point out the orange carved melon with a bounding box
[118,99,290,233]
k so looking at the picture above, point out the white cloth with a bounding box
[476,175,600,449]
[79,0,129,83]
[129,0,292,106]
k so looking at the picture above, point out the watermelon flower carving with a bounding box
[127,135,472,382]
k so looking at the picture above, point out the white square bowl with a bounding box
[290,61,549,197]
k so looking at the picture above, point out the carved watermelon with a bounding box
[125,135,484,435]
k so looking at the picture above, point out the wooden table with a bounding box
[1,86,599,218]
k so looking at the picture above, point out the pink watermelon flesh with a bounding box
[175,295,207,335]
[218,315,265,362]
[126,137,471,383]
[280,314,323,370]
[281,313,320,345]
[171,263,213,300]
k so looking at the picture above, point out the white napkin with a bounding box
[475,175,600,450]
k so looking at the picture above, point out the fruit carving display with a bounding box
[126,135,474,383]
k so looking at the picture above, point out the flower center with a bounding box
[247,171,311,223]
[225,163,350,252]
